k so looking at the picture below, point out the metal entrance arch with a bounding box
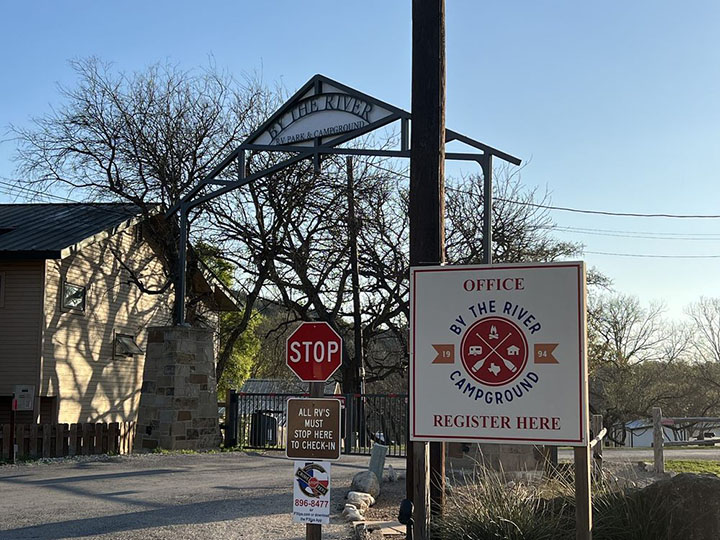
[168,73,521,324]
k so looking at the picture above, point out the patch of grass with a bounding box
[219,445,247,453]
[150,448,202,455]
[666,460,720,475]
[149,446,247,455]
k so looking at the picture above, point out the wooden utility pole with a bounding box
[346,157,365,396]
[409,0,446,536]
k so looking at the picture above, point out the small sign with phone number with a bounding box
[293,461,331,524]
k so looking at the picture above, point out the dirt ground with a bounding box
[363,474,407,523]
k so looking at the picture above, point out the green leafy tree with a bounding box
[195,242,263,393]
[216,311,263,395]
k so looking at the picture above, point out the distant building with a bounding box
[0,203,237,425]
[623,419,677,447]
[622,418,720,447]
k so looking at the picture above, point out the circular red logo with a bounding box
[460,316,528,386]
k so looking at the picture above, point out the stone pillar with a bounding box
[134,326,221,452]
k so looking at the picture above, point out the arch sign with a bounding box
[249,76,397,148]
[410,262,588,446]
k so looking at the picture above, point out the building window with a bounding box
[0,272,5,308]
[134,223,144,244]
[114,333,144,358]
[62,281,86,312]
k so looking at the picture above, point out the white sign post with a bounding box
[410,262,588,445]
[293,461,332,525]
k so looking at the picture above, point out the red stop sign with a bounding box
[286,322,343,382]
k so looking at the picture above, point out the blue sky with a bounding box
[1,1,719,319]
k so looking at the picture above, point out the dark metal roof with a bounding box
[0,203,144,259]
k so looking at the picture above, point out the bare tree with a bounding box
[18,58,600,393]
[587,293,696,433]
[445,168,581,264]
[12,57,269,322]
[687,297,720,363]
[206,153,585,392]
[590,294,669,367]
[204,150,406,392]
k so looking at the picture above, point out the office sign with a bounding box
[410,262,588,446]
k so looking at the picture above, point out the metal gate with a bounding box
[233,393,407,457]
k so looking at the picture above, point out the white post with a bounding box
[591,414,603,479]
[652,407,664,474]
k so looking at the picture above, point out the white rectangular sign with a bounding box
[13,385,35,411]
[293,461,331,524]
[410,262,588,446]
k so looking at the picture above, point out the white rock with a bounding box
[347,490,376,507]
[342,504,365,522]
[346,495,370,512]
[386,464,398,483]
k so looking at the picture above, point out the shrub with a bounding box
[433,466,678,540]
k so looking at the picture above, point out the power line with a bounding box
[551,226,720,241]
[498,198,720,219]
[358,159,720,219]
[3,160,717,221]
[445,184,720,219]
[585,251,720,259]
[0,178,82,203]
[0,179,151,220]
[550,225,720,237]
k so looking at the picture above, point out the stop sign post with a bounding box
[286,322,343,540]
[286,322,343,382]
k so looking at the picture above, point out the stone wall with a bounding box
[134,326,220,451]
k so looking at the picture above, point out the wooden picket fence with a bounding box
[0,422,136,460]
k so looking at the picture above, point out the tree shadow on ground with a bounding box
[0,492,291,539]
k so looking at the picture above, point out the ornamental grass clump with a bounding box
[433,468,574,540]
[433,466,679,540]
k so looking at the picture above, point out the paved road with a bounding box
[0,452,406,540]
[559,446,720,462]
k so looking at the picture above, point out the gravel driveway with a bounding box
[0,451,406,540]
